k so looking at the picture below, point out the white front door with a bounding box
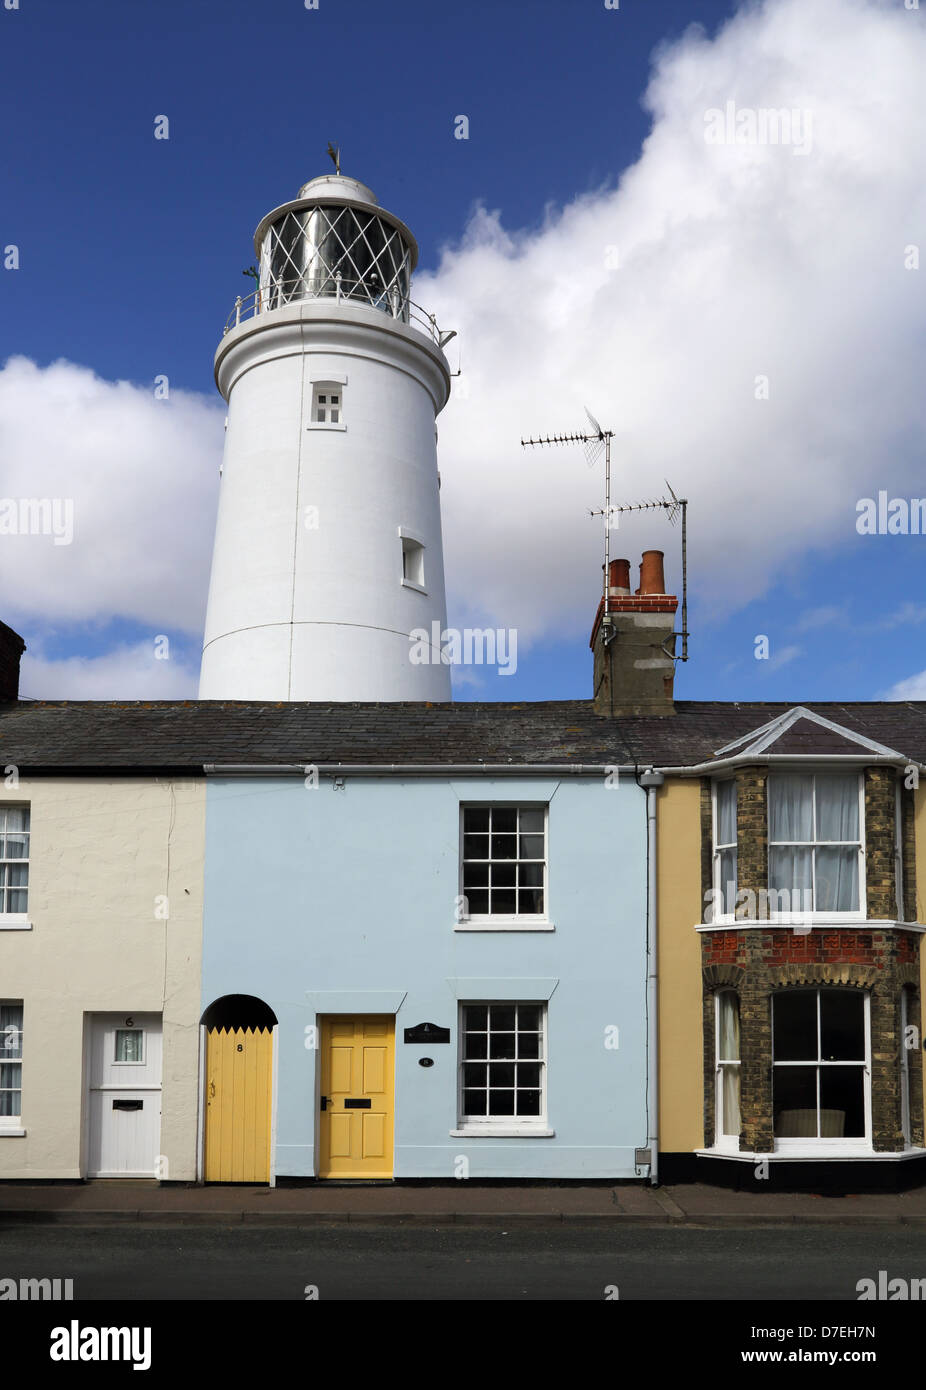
[86,1013,162,1177]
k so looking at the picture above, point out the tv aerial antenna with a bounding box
[521,410,689,660]
[521,406,616,632]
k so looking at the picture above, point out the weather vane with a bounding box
[327,142,340,174]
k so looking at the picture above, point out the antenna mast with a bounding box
[521,415,689,661]
[597,486,689,661]
[521,408,616,634]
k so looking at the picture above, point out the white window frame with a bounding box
[398,528,427,594]
[711,779,737,923]
[307,376,347,432]
[766,771,866,924]
[0,1001,23,1128]
[772,988,872,1153]
[452,1001,552,1136]
[0,805,31,929]
[714,990,741,1154]
[456,802,552,931]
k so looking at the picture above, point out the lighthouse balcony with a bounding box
[224,276,454,349]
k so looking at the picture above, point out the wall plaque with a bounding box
[404,1022,450,1044]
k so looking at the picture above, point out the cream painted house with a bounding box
[0,627,205,1180]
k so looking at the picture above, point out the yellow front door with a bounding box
[204,1027,273,1182]
[319,1016,395,1179]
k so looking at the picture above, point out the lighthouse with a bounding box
[198,168,454,701]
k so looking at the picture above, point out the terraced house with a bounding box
[656,701,926,1190]
[0,624,205,1182]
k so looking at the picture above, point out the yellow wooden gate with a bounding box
[204,1027,273,1183]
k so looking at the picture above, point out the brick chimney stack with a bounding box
[0,622,26,703]
[590,551,677,716]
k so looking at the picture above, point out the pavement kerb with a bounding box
[3,1207,926,1227]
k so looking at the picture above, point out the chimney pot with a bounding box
[608,558,631,596]
[639,549,666,596]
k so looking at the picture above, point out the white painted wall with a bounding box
[0,778,205,1180]
[199,300,453,701]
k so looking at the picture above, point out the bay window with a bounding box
[712,780,737,915]
[715,991,741,1148]
[773,989,869,1144]
[768,774,863,916]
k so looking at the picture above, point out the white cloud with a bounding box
[420,0,926,640]
[882,670,926,702]
[795,605,848,632]
[19,641,198,701]
[766,643,802,672]
[0,356,222,634]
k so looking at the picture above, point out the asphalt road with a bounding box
[2,1222,926,1301]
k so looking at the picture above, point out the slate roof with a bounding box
[0,698,925,771]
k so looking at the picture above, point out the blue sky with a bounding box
[1,0,924,704]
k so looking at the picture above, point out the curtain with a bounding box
[768,846,813,900]
[718,994,741,1137]
[718,992,739,1060]
[716,780,736,844]
[769,775,813,840]
[815,847,859,912]
[815,775,859,841]
[720,848,737,914]
[769,775,859,911]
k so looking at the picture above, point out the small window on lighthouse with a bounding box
[401,535,426,590]
[313,386,340,424]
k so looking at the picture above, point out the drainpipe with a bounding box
[639,768,664,1185]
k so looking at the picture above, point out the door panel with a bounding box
[319,1016,394,1178]
[86,1013,162,1177]
[204,1027,273,1182]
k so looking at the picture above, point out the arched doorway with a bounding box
[201,995,278,1183]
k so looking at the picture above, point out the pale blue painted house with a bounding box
[199,703,653,1182]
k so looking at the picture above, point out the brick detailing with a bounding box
[901,785,917,922]
[735,768,768,900]
[701,927,923,1152]
[865,768,897,919]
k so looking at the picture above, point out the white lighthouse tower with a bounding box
[198,166,454,701]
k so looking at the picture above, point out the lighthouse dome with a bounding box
[296,173,379,205]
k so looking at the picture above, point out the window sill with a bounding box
[454,919,554,932]
[401,578,428,595]
[696,1146,924,1162]
[0,918,32,931]
[306,422,346,432]
[0,1128,26,1137]
[450,1127,554,1138]
[695,917,921,932]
